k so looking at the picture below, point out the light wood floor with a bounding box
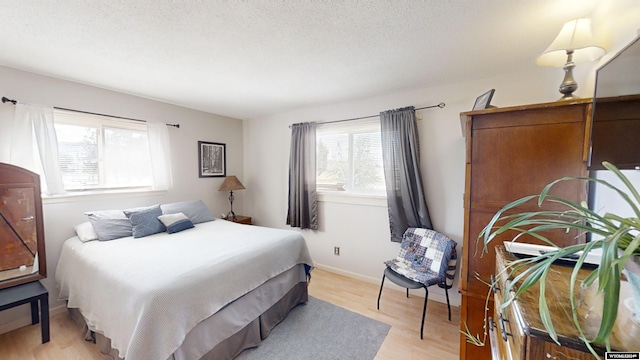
[0,268,460,359]
[309,269,460,360]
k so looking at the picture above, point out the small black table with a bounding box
[0,281,49,343]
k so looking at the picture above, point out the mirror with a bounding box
[588,36,640,240]
[589,35,640,170]
[0,163,46,289]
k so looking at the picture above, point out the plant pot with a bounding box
[623,255,640,324]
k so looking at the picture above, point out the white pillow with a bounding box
[74,221,98,242]
[158,212,195,234]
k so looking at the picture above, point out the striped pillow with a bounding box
[157,213,194,234]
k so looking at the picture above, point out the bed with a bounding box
[55,202,313,360]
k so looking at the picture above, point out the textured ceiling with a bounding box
[0,1,599,119]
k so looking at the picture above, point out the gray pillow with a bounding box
[86,210,133,241]
[124,204,165,238]
[160,200,215,224]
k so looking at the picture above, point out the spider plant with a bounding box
[464,161,640,358]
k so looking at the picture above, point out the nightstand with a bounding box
[225,215,251,225]
[0,281,49,343]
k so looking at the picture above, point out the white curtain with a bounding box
[147,121,173,190]
[11,103,65,195]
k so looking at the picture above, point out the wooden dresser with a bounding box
[459,100,593,360]
[492,246,639,359]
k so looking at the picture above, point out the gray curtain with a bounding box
[380,106,432,242]
[286,122,318,230]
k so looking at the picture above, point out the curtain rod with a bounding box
[2,96,180,128]
[288,102,445,128]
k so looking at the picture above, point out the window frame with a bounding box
[316,118,387,201]
[53,109,155,194]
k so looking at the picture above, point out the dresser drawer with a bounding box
[489,313,510,360]
[492,275,525,360]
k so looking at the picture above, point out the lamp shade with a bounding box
[218,176,245,191]
[536,18,605,67]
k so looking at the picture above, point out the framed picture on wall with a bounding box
[198,141,226,178]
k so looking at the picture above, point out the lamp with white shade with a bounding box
[536,17,606,100]
[218,176,245,220]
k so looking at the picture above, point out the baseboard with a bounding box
[314,263,461,307]
[0,304,67,335]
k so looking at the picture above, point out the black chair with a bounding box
[377,227,457,339]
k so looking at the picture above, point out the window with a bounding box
[54,110,153,191]
[590,169,640,241]
[316,119,386,195]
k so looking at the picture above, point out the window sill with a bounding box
[317,191,387,207]
[43,188,166,204]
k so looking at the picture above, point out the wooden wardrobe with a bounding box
[458,99,593,360]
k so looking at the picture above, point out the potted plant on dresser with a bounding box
[464,161,640,358]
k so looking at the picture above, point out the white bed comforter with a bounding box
[56,220,313,360]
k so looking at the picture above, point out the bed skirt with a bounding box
[202,281,308,359]
[68,268,309,360]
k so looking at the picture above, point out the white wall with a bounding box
[243,67,556,307]
[0,66,244,332]
[243,1,640,307]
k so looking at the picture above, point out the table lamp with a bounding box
[536,17,605,100]
[218,176,245,220]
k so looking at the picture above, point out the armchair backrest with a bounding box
[441,246,457,289]
[388,228,457,287]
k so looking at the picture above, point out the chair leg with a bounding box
[377,274,386,310]
[420,288,428,340]
[406,288,409,298]
[445,286,452,321]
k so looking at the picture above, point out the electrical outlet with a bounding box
[334,246,340,256]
